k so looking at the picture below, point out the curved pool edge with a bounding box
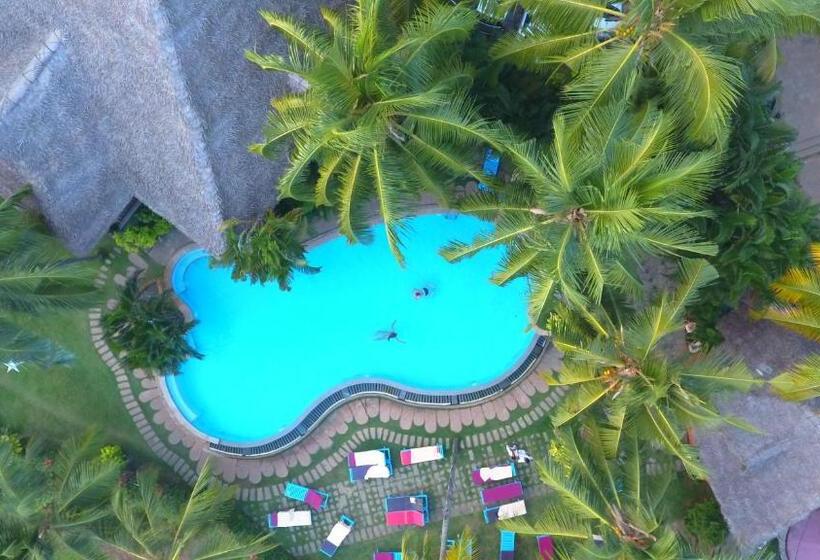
[159,335,548,457]
[161,206,547,457]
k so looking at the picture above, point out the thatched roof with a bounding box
[0,1,328,254]
[699,394,820,553]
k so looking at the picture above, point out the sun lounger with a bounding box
[320,515,355,557]
[373,553,402,560]
[284,482,329,512]
[481,481,523,506]
[472,462,516,485]
[348,448,393,481]
[400,444,444,466]
[537,535,555,559]
[384,494,429,527]
[478,148,501,190]
[484,500,527,523]
[268,509,312,528]
[499,530,515,559]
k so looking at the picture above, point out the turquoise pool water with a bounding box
[166,214,535,443]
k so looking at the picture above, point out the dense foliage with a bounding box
[217,209,318,290]
[0,188,98,366]
[545,259,759,479]
[684,498,729,550]
[247,0,513,263]
[493,0,819,143]
[112,206,172,253]
[103,275,202,375]
[442,100,718,331]
[688,81,818,345]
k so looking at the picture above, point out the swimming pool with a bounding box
[166,213,536,444]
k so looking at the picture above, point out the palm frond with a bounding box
[771,354,820,401]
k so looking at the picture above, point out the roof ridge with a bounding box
[0,30,63,122]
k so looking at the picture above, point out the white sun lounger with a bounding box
[484,500,527,524]
[320,515,355,557]
[472,462,516,485]
[400,444,444,465]
[268,509,312,528]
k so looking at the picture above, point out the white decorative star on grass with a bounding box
[3,360,23,373]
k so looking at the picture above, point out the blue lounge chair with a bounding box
[499,530,515,559]
[284,482,329,512]
[478,148,501,190]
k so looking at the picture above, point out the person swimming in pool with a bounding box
[412,287,431,300]
[375,321,405,343]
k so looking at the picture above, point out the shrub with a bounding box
[684,498,729,549]
[98,444,126,465]
[0,431,24,455]
[103,275,202,374]
[216,209,318,291]
[688,77,818,345]
[113,207,172,253]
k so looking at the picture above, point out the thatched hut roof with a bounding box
[0,0,326,254]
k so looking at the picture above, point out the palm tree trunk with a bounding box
[438,438,460,560]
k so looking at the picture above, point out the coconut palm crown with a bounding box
[492,0,820,143]
[247,0,508,264]
[544,259,759,479]
[441,102,718,331]
[502,424,682,559]
[757,243,820,401]
[0,434,122,559]
[0,188,98,366]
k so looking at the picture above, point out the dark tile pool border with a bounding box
[208,336,549,457]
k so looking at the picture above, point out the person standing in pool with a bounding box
[375,321,405,343]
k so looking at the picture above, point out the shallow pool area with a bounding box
[166,214,536,444]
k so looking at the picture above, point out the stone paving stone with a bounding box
[470,406,486,428]
[481,401,497,421]
[435,409,449,429]
[398,412,413,430]
[412,407,426,427]
[449,411,462,433]
[513,388,532,409]
[423,413,437,434]
[352,401,369,425]
[502,391,518,411]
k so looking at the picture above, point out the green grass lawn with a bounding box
[0,246,153,460]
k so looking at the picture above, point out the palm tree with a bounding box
[217,209,319,290]
[502,424,683,559]
[0,188,98,366]
[247,0,509,264]
[441,102,718,332]
[492,0,819,143]
[400,529,477,560]
[102,275,203,375]
[544,259,759,479]
[756,243,820,401]
[98,462,276,560]
[0,434,122,559]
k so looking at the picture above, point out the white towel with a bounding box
[497,500,527,520]
[364,464,391,479]
[409,445,443,463]
[275,510,312,527]
[480,465,514,482]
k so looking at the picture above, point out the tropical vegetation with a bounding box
[0,433,122,559]
[96,463,277,560]
[442,101,719,331]
[756,242,820,402]
[688,78,817,345]
[112,207,172,254]
[246,0,511,263]
[0,189,98,366]
[492,0,820,143]
[217,209,319,290]
[543,259,758,478]
[102,275,202,374]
